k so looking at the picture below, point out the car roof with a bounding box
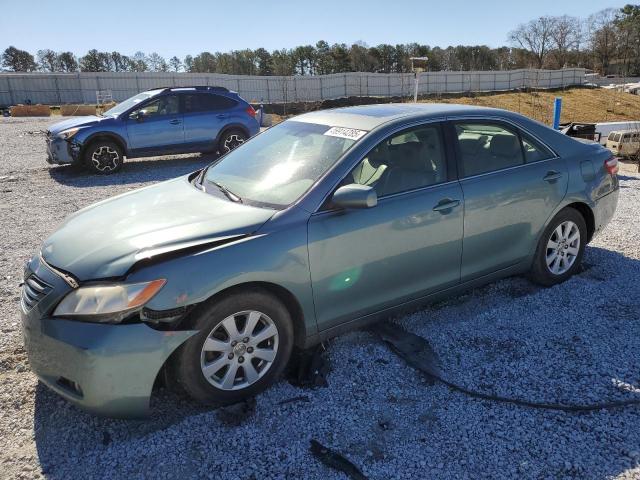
[146,86,236,95]
[609,129,639,135]
[292,103,503,130]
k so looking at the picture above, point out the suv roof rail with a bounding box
[145,85,230,93]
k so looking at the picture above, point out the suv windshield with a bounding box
[203,121,364,207]
[102,91,159,117]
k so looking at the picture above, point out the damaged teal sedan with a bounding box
[22,104,619,417]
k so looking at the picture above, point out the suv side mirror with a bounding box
[131,110,147,121]
[331,184,377,209]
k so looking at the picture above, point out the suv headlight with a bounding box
[53,279,166,323]
[58,127,80,140]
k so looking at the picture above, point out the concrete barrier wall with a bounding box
[0,69,586,106]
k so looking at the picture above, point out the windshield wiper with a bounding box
[208,180,242,203]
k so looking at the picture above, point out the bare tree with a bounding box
[550,15,582,68]
[509,16,557,68]
[147,52,167,72]
[587,9,618,74]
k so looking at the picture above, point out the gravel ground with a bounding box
[1,116,640,480]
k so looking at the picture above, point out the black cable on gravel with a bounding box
[372,322,640,413]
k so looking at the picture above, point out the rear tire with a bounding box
[218,129,247,155]
[171,288,293,406]
[84,140,124,174]
[529,207,587,286]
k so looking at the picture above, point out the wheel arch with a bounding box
[81,132,128,158]
[186,281,308,348]
[563,202,595,243]
[216,123,250,147]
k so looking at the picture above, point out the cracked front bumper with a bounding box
[22,315,196,418]
[45,136,81,165]
[21,254,197,418]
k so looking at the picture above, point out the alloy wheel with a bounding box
[545,220,580,275]
[222,134,245,153]
[200,310,279,391]
[91,146,120,172]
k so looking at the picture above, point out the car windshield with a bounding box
[102,91,159,117]
[203,121,364,207]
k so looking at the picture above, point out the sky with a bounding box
[0,0,629,58]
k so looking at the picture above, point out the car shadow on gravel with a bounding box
[32,382,213,475]
[47,153,219,187]
[30,245,640,479]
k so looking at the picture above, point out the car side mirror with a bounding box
[131,110,146,121]
[331,184,377,209]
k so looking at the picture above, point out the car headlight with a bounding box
[53,279,166,323]
[58,127,80,140]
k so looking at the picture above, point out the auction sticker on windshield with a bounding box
[324,126,368,141]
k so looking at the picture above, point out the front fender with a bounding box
[126,222,317,338]
[78,129,129,154]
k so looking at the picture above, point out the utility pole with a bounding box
[410,57,429,103]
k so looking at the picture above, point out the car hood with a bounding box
[41,176,276,280]
[47,115,109,135]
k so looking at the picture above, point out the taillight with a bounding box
[246,105,256,118]
[604,157,619,175]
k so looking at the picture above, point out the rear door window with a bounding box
[521,134,554,163]
[184,93,238,113]
[455,122,524,177]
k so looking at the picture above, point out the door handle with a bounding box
[433,198,460,212]
[169,119,181,125]
[217,114,228,119]
[543,170,562,182]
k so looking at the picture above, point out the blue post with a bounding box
[552,97,562,130]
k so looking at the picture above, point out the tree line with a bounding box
[2,6,639,76]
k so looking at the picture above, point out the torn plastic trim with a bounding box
[140,305,196,330]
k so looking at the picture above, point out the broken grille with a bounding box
[21,274,52,312]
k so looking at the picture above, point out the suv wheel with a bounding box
[171,288,293,406]
[218,129,247,155]
[529,207,587,286]
[84,140,124,174]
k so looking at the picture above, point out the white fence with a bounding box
[0,69,586,106]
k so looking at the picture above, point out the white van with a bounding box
[595,121,640,145]
[606,130,640,157]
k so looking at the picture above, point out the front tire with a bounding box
[171,288,293,406]
[84,140,124,174]
[530,207,587,286]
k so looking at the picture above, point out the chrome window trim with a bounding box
[311,117,448,214]
[446,114,560,158]
[457,156,559,182]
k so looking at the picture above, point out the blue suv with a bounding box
[45,86,260,174]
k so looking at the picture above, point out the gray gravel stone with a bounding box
[1,117,640,479]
